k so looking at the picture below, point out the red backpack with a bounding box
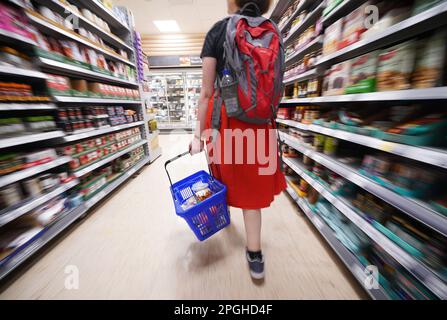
[211,9,285,130]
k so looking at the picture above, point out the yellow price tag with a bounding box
[381,142,394,153]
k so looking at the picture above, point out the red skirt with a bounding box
[205,97,286,210]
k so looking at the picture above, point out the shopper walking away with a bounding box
[190,0,286,280]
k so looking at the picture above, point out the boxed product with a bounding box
[345,51,379,94]
[376,40,416,92]
[323,18,343,56]
[412,30,447,89]
[338,2,370,50]
[323,0,344,17]
[46,74,72,96]
[323,61,352,96]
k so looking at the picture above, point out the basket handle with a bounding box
[164,151,191,187]
[165,150,214,188]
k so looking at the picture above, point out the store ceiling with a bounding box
[115,0,227,34]
[116,0,278,35]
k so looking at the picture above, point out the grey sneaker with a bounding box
[246,250,265,280]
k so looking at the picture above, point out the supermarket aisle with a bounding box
[0,134,366,300]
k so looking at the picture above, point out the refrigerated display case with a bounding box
[147,70,202,130]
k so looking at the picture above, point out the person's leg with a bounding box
[243,209,262,252]
[243,209,264,279]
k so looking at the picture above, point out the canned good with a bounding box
[23,177,42,197]
[0,183,22,208]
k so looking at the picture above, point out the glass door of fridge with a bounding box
[147,74,168,127]
[185,72,202,128]
[165,73,187,128]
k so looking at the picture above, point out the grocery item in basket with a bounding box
[346,51,379,94]
[376,40,417,91]
[412,30,447,89]
[181,195,198,211]
[323,18,343,56]
[338,2,370,49]
[324,61,352,96]
[192,181,213,202]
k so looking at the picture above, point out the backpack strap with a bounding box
[211,85,223,142]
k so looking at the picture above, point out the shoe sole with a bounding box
[250,270,265,280]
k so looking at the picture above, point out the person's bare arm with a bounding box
[190,57,217,154]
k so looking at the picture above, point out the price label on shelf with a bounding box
[312,216,324,230]
[380,141,395,153]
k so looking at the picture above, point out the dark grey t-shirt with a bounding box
[200,6,261,76]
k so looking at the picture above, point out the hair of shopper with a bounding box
[235,0,272,14]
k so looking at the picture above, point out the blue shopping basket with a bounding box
[165,151,230,241]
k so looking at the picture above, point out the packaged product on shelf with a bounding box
[376,40,417,91]
[346,51,379,94]
[59,40,85,63]
[70,79,89,97]
[0,3,35,42]
[412,30,447,89]
[46,74,72,96]
[324,61,352,96]
[338,2,371,49]
[0,47,33,69]
[0,153,24,176]
[22,177,42,198]
[323,18,343,56]
[0,118,26,136]
[25,116,57,132]
[0,82,34,100]
[323,137,338,156]
[0,183,23,210]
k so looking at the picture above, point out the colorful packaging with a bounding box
[346,51,379,94]
[323,18,343,56]
[324,61,352,96]
[376,40,416,91]
[338,2,370,50]
[412,30,447,89]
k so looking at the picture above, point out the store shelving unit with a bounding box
[0,155,149,281]
[36,58,139,87]
[0,66,48,80]
[0,179,79,227]
[284,68,321,85]
[0,103,57,111]
[25,11,135,67]
[84,156,149,208]
[0,131,65,149]
[270,0,292,22]
[279,0,447,300]
[0,28,37,48]
[283,156,447,300]
[34,0,133,52]
[280,132,447,237]
[316,1,447,67]
[62,121,144,143]
[0,156,72,189]
[285,35,323,65]
[278,0,314,33]
[281,87,447,104]
[76,0,131,32]
[73,140,147,178]
[285,182,389,300]
[322,0,368,26]
[277,119,447,170]
[53,96,142,104]
[0,1,156,281]
[284,1,325,45]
